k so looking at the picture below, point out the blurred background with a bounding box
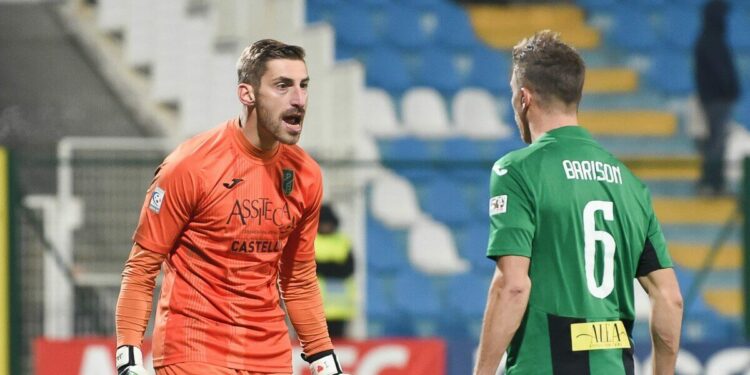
[2,0,750,373]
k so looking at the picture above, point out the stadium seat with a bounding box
[369,172,422,229]
[419,177,473,226]
[378,136,440,182]
[735,94,750,129]
[433,2,479,51]
[417,47,462,97]
[646,51,694,96]
[366,217,409,274]
[446,272,490,318]
[466,46,512,96]
[365,47,413,95]
[658,6,700,50]
[393,270,442,317]
[607,6,659,52]
[729,10,750,53]
[454,222,492,269]
[401,87,453,138]
[383,5,430,50]
[333,4,379,50]
[361,88,404,138]
[438,137,489,183]
[408,216,470,275]
[452,88,512,139]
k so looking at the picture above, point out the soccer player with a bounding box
[115,39,347,375]
[474,31,683,375]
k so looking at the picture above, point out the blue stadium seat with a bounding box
[333,4,379,50]
[433,2,479,51]
[438,137,488,183]
[417,47,462,97]
[420,177,473,225]
[365,47,413,95]
[366,217,409,273]
[454,222,492,268]
[366,275,415,336]
[574,0,617,12]
[378,137,440,182]
[446,272,490,318]
[658,6,701,50]
[735,94,750,130]
[393,270,442,318]
[467,46,512,96]
[607,6,659,52]
[384,5,430,50]
[392,0,443,10]
[646,51,694,95]
[729,10,750,53]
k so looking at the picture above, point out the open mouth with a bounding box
[283,114,302,125]
[282,113,303,133]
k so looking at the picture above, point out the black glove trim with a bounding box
[302,349,336,363]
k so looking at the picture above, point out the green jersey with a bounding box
[486,126,672,375]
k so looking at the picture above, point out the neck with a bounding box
[529,109,578,142]
[239,107,278,152]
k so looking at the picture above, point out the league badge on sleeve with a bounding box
[149,187,165,214]
[489,195,507,216]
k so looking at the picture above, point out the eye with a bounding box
[276,82,288,89]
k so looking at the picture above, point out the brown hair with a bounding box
[512,30,585,107]
[236,39,306,86]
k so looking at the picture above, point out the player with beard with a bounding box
[473,31,683,375]
[115,39,348,375]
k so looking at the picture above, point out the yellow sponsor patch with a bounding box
[570,320,631,351]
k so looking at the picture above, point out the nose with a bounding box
[290,86,307,108]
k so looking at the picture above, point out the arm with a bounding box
[115,243,166,374]
[115,243,165,346]
[637,268,683,375]
[474,255,531,375]
[279,257,332,355]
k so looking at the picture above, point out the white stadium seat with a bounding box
[401,87,452,138]
[452,88,512,139]
[408,216,470,275]
[370,172,420,229]
[362,88,404,138]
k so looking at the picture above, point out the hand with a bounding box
[116,345,148,375]
[303,350,349,375]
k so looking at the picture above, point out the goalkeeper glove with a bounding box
[302,350,349,375]
[116,345,148,375]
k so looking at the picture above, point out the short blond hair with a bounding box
[512,30,585,106]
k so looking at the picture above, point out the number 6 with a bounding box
[583,201,616,299]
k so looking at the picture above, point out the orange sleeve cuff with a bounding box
[115,243,166,347]
[279,259,334,356]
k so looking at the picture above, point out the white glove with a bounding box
[304,350,349,375]
[116,345,148,375]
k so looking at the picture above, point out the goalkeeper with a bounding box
[115,39,347,375]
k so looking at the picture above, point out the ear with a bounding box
[238,83,255,106]
[520,87,532,109]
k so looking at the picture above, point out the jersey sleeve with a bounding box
[132,154,202,254]
[486,158,536,260]
[636,194,673,276]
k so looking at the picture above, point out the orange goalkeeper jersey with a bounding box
[133,119,323,372]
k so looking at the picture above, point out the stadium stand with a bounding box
[307,0,750,344]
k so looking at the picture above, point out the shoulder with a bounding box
[160,123,229,178]
[493,140,553,171]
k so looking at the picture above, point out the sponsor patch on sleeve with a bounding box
[149,187,165,213]
[489,195,507,215]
